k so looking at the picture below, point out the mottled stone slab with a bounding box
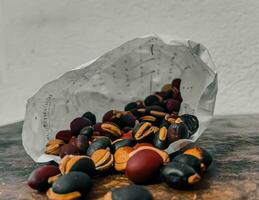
[1,115,259,200]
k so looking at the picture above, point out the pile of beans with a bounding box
[28,79,212,200]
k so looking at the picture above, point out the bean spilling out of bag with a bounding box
[28,78,212,199]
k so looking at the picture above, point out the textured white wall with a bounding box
[1,0,259,125]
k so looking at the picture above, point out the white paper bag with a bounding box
[22,34,218,163]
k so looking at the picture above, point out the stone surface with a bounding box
[1,115,259,199]
[1,0,259,126]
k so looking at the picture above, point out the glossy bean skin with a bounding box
[173,154,202,174]
[56,130,73,143]
[28,165,60,192]
[70,117,93,136]
[59,155,96,176]
[86,137,111,156]
[126,149,163,184]
[167,121,189,143]
[59,144,81,158]
[160,162,201,189]
[180,114,199,135]
[111,139,135,153]
[82,111,96,125]
[104,185,153,200]
[51,172,92,195]
[152,128,169,150]
[184,147,213,169]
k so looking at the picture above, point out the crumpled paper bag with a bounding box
[22,34,218,163]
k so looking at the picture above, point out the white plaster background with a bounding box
[1,0,259,126]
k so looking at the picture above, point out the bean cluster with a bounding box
[28,79,212,200]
